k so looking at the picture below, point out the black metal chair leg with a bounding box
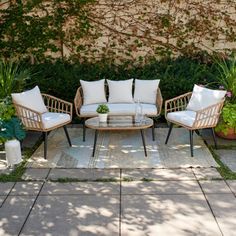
[63,126,72,147]
[165,123,173,144]
[140,129,147,157]
[211,128,218,149]
[152,119,155,141]
[189,130,194,157]
[92,130,98,157]
[195,129,200,135]
[83,118,86,142]
[43,132,48,159]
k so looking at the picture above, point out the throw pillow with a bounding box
[107,79,134,103]
[11,86,48,114]
[186,84,226,111]
[134,79,160,104]
[80,79,107,105]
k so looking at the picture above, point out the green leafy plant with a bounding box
[96,104,109,114]
[0,60,32,100]
[214,56,236,136]
[215,56,236,103]
[215,103,236,135]
[0,100,26,143]
[0,117,26,142]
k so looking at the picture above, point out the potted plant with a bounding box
[0,100,26,166]
[96,104,109,122]
[214,56,236,139]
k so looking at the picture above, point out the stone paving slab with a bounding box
[10,182,44,196]
[199,180,232,194]
[122,168,195,180]
[48,168,121,180]
[21,195,119,236]
[41,182,120,195]
[192,167,222,180]
[22,168,50,181]
[205,193,236,236]
[0,182,14,196]
[226,180,236,196]
[0,196,35,236]
[121,194,221,236]
[122,180,202,195]
[0,196,6,207]
[215,149,236,172]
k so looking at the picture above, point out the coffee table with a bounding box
[85,116,153,157]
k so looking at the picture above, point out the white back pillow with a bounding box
[134,79,160,104]
[186,84,226,111]
[107,79,134,103]
[11,86,48,113]
[80,79,107,105]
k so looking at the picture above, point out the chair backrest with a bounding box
[11,86,48,113]
[186,84,227,111]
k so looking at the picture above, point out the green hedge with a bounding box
[27,56,218,103]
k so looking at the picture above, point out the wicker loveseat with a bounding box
[74,79,163,141]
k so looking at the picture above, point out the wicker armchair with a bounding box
[165,89,225,157]
[12,86,73,159]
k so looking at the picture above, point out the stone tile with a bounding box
[10,182,44,196]
[226,180,236,195]
[216,149,236,172]
[205,193,236,236]
[121,194,221,235]
[122,168,195,180]
[0,196,5,206]
[0,196,35,235]
[48,168,120,180]
[22,168,50,180]
[41,182,120,195]
[122,181,201,195]
[199,180,232,194]
[192,167,222,180]
[0,182,14,196]
[21,195,119,236]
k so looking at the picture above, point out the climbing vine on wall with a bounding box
[0,0,236,64]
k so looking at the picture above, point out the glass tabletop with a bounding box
[85,116,153,130]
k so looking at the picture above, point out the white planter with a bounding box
[98,113,108,122]
[5,139,22,166]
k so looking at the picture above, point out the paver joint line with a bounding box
[18,181,46,236]
[193,172,224,236]
[0,182,16,208]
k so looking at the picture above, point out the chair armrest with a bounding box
[156,88,163,117]
[193,100,225,129]
[74,87,83,117]
[165,92,192,119]
[42,94,73,118]
[13,103,43,130]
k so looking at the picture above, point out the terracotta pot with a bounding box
[215,128,236,140]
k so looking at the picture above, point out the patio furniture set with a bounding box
[11,79,226,159]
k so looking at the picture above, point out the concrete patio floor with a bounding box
[1,168,236,236]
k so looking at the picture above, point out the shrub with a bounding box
[27,56,217,103]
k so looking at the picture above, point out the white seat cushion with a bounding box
[167,110,197,127]
[41,112,71,129]
[134,79,160,104]
[107,79,134,103]
[186,84,226,111]
[80,79,107,105]
[80,103,158,116]
[11,86,48,113]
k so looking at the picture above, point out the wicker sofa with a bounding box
[74,79,163,141]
